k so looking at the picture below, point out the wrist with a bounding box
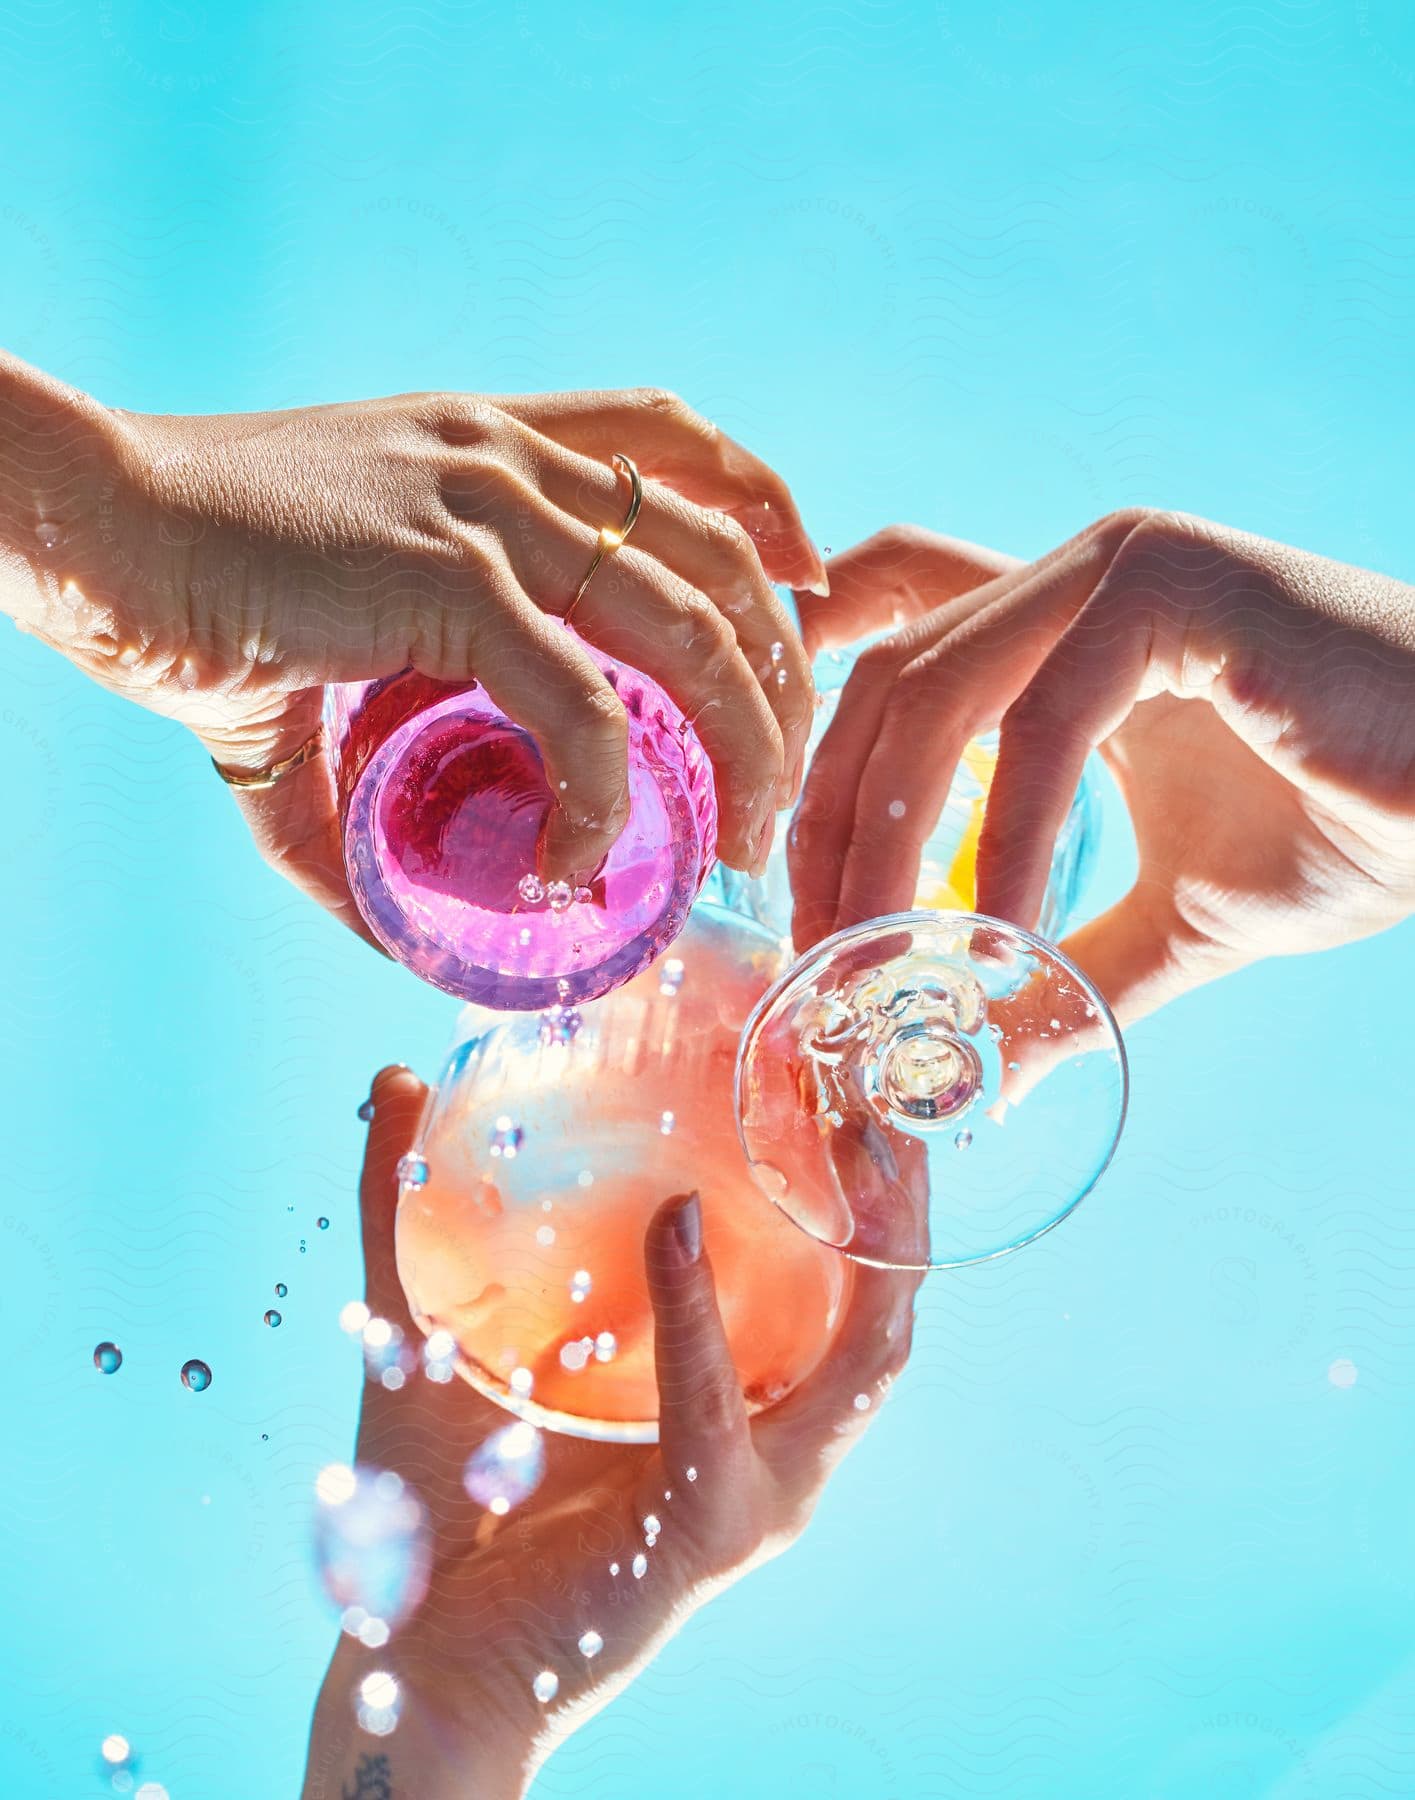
[0,351,135,639]
[302,1636,535,1800]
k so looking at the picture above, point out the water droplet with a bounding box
[361,1317,409,1379]
[659,957,685,996]
[34,520,61,550]
[775,667,788,687]
[643,1513,661,1537]
[609,1561,619,1576]
[1007,1060,1020,1072]
[315,1465,431,1632]
[299,1240,307,1254]
[93,1342,122,1374]
[518,927,532,946]
[509,1366,534,1397]
[357,1098,376,1122]
[769,641,784,665]
[559,1338,591,1372]
[536,1223,556,1247]
[659,1110,676,1135]
[1329,1357,1359,1388]
[546,880,574,911]
[570,1269,592,1302]
[632,1553,647,1579]
[577,1169,594,1188]
[264,1309,282,1328]
[954,1129,973,1151]
[340,1301,370,1334]
[987,1023,1003,1042]
[823,544,833,555]
[539,1004,582,1046]
[317,1217,329,1231]
[181,1359,212,1392]
[396,1153,428,1189]
[532,1669,559,1704]
[275,1283,288,1297]
[578,1628,604,1658]
[463,1419,546,1512]
[490,1117,524,1159]
[356,1668,402,1736]
[853,1392,872,1412]
[594,1330,617,1363]
[1049,1018,1061,1031]
[261,1433,269,1441]
[100,1734,131,1767]
[518,873,545,905]
[888,799,906,820]
[686,1465,698,1482]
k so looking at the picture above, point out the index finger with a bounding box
[489,386,828,596]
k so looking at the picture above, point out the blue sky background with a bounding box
[2,2,1414,1795]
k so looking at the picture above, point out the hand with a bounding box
[0,356,824,941]
[791,512,1415,1024]
[301,1067,919,1800]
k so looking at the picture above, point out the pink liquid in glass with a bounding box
[325,639,718,1010]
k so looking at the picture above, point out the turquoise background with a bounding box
[3,2,1414,1794]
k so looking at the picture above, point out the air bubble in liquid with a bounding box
[318,1217,329,1231]
[275,1283,288,1297]
[518,873,545,905]
[265,1310,282,1328]
[546,880,574,912]
[181,1359,212,1392]
[94,1342,122,1375]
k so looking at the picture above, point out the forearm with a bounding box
[302,1638,533,1800]
[0,349,123,629]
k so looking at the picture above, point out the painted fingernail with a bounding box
[671,1191,702,1264]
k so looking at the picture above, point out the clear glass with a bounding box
[324,637,718,1010]
[735,910,1127,1270]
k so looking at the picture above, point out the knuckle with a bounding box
[429,393,502,447]
[574,680,630,745]
[632,385,690,424]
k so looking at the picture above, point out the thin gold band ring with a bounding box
[212,725,324,792]
[565,452,643,624]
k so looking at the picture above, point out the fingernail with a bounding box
[805,538,830,596]
[671,1191,702,1264]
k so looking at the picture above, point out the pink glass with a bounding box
[324,638,718,1011]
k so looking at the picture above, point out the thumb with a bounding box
[1060,884,1239,1030]
[796,527,1020,660]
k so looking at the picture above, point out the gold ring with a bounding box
[565,452,642,624]
[211,725,324,792]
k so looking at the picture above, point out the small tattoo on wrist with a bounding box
[343,1753,392,1800]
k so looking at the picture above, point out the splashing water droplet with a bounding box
[264,1310,282,1328]
[463,1419,547,1512]
[518,872,545,905]
[570,1269,592,1300]
[397,1153,428,1189]
[518,927,532,946]
[34,520,61,550]
[490,1117,524,1159]
[609,1561,619,1576]
[632,1553,647,1579]
[954,1129,973,1151]
[317,1217,329,1231]
[769,641,785,665]
[536,1224,556,1247]
[357,1098,376,1122]
[659,957,685,997]
[275,1282,288,1297]
[659,1110,676,1135]
[578,1629,604,1658]
[1007,1061,1021,1072]
[577,1169,594,1188]
[559,1338,591,1372]
[888,799,906,820]
[853,1392,872,1412]
[509,1366,534,1397]
[299,1240,307,1254]
[643,1513,660,1537]
[94,1342,122,1375]
[532,1669,559,1704]
[987,1023,1003,1042]
[181,1359,212,1391]
[100,1735,131,1767]
[314,1464,431,1632]
[775,667,788,687]
[356,1668,402,1736]
[546,880,574,912]
[340,1301,370,1334]
[686,1465,698,1482]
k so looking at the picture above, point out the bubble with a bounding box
[509,1366,534,1397]
[987,1023,1003,1042]
[1007,1060,1021,1072]
[362,1317,412,1380]
[359,1615,390,1649]
[578,1629,604,1658]
[340,1300,370,1334]
[396,1153,429,1189]
[381,1367,405,1390]
[954,1130,973,1151]
[659,1110,676,1135]
[609,1561,619,1576]
[357,1098,376,1122]
[518,873,545,905]
[594,1331,617,1362]
[318,1217,329,1231]
[181,1359,212,1392]
[659,957,685,997]
[264,1310,282,1328]
[853,1392,872,1412]
[34,519,61,550]
[570,1269,592,1302]
[100,1735,131,1766]
[643,1513,660,1537]
[632,1553,647,1579]
[275,1283,288,1297]
[356,1668,402,1736]
[93,1342,122,1375]
[888,799,906,820]
[559,1338,592,1372]
[313,1464,431,1633]
[769,641,784,665]
[539,1005,582,1047]
[686,1466,698,1482]
[1329,1358,1359,1388]
[775,667,788,687]
[518,927,533,946]
[490,1117,524,1159]
[532,1669,559,1704]
[536,1224,557,1247]
[577,1169,594,1188]
[546,880,574,912]
[299,1239,307,1253]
